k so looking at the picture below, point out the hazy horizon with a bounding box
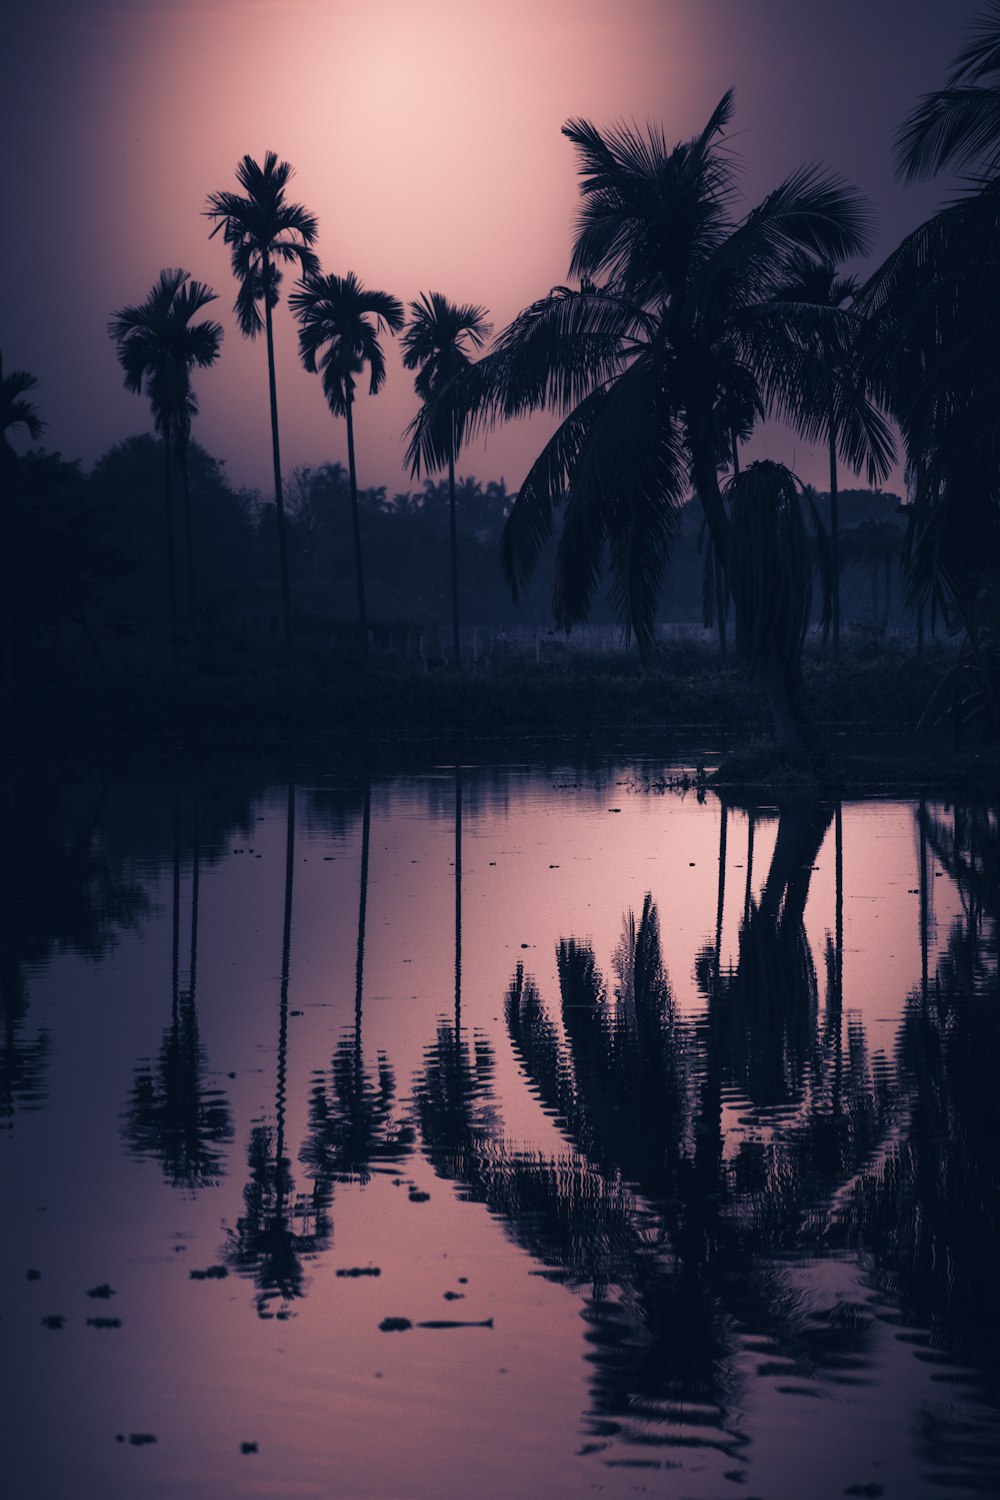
[4,0,971,500]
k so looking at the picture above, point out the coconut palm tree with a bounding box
[859,9,1000,731]
[289,271,404,660]
[0,355,44,694]
[449,96,893,760]
[402,292,491,667]
[108,269,222,661]
[205,153,318,650]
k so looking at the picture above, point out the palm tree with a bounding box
[859,9,1000,730]
[451,96,892,760]
[0,355,44,694]
[773,250,866,655]
[402,292,491,667]
[108,269,222,661]
[205,153,318,650]
[289,271,404,661]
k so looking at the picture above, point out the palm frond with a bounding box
[896,86,1000,181]
[0,353,45,449]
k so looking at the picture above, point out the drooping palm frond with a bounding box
[896,3,1000,181]
[727,462,811,676]
[501,358,686,659]
[479,282,650,426]
[858,179,1000,612]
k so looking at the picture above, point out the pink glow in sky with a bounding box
[4,0,969,501]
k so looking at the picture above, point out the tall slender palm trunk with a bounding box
[263,256,293,653]
[448,454,461,668]
[828,424,841,656]
[454,755,463,1030]
[180,446,197,633]
[344,395,368,663]
[163,432,178,667]
[2,485,13,696]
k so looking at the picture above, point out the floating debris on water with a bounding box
[240,1442,258,1455]
[128,1434,157,1447]
[189,1265,228,1280]
[336,1266,381,1278]
[87,1317,122,1330]
[87,1284,115,1299]
[379,1317,412,1332]
[417,1319,493,1330]
[26,1269,41,1282]
[41,1315,65,1330]
[443,1291,464,1301]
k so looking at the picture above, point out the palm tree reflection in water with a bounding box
[226,785,329,1317]
[301,769,414,1208]
[415,798,914,1469]
[123,789,233,1188]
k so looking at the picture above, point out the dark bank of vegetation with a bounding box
[3,9,1000,779]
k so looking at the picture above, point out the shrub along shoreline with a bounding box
[5,636,996,792]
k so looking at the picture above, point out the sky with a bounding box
[2,0,978,503]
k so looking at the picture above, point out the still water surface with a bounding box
[1,752,998,1500]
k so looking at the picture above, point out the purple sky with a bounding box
[3,0,972,500]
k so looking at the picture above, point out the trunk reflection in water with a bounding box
[0,763,997,1499]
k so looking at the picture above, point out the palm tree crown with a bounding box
[1,355,44,463]
[290,271,405,412]
[108,268,222,448]
[457,92,892,666]
[401,291,491,476]
[205,152,319,337]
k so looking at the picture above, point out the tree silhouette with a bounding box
[726,462,823,755]
[402,292,491,667]
[1,354,44,693]
[451,98,892,757]
[123,794,232,1188]
[206,153,318,651]
[108,269,222,659]
[1,774,148,1131]
[301,772,414,1199]
[860,11,1000,731]
[290,272,404,662]
[225,785,330,1316]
